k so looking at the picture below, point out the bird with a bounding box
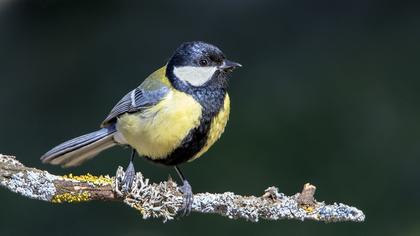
[40,41,241,215]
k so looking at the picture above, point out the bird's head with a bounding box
[166,41,241,87]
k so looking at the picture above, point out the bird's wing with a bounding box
[101,67,171,126]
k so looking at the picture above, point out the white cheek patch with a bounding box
[173,66,217,86]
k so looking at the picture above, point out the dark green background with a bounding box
[1,0,419,235]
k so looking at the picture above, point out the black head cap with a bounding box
[168,41,226,68]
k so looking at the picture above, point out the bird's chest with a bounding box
[157,90,229,165]
[116,90,202,159]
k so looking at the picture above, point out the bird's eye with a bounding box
[199,59,208,66]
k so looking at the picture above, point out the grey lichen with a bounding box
[115,167,182,222]
[4,171,57,201]
[0,154,24,167]
[114,167,365,223]
[0,155,58,202]
[317,203,365,222]
[190,187,365,222]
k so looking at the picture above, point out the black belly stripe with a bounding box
[149,116,212,166]
[144,72,228,166]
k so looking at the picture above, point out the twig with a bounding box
[0,154,365,222]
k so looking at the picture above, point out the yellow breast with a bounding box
[116,89,202,159]
[191,93,230,161]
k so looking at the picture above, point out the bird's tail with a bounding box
[41,125,117,168]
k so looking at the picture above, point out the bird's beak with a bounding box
[219,60,242,71]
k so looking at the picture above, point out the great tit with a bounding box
[41,41,241,214]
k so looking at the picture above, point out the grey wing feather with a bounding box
[101,83,169,126]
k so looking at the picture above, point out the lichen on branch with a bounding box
[0,154,365,223]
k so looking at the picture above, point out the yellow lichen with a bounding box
[133,205,147,216]
[52,192,91,203]
[62,173,113,186]
[301,204,315,213]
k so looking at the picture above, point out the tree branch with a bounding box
[0,154,365,223]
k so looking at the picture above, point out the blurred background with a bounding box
[0,0,419,235]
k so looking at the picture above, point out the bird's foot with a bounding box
[122,161,135,193]
[178,180,193,216]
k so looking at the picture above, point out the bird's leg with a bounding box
[122,149,136,192]
[174,166,193,216]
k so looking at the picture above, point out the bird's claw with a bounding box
[179,180,193,216]
[122,161,135,193]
